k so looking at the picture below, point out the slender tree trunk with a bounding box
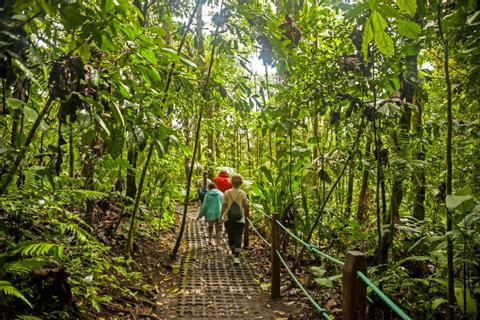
[389,110,411,225]
[373,118,383,266]
[357,137,372,223]
[126,146,138,200]
[245,128,252,176]
[124,0,202,255]
[172,30,219,258]
[10,110,21,146]
[125,144,154,254]
[215,131,221,161]
[412,102,426,220]
[438,3,455,318]
[345,163,354,217]
[69,127,74,177]
[300,118,365,258]
[55,122,63,175]
[0,97,53,194]
[409,45,425,220]
[312,113,319,187]
[197,135,202,163]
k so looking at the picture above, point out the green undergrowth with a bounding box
[0,167,177,319]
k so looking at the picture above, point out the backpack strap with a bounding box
[229,190,241,207]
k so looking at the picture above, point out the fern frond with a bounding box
[60,223,90,243]
[21,166,49,194]
[0,280,33,308]
[55,189,107,206]
[12,242,64,258]
[72,189,107,201]
[4,258,46,275]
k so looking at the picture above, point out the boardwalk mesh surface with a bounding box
[176,219,267,319]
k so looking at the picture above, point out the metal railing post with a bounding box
[271,213,280,299]
[343,251,367,320]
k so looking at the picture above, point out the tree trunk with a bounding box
[345,163,354,217]
[356,137,372,223]
[126,146,138,200]
[438,3,455,318]
[55,122,63,175]
[172,22,219,258]
[69,127,74,177]
[83,150,95,225]
[312,113,319,187]
[0,97,53,194]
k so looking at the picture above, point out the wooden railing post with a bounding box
[243,211,249,248]
[271,213,280,299]
[343,251,367,320]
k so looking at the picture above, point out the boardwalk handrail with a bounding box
[246,216,271,247]
[356,271,412,320]
[276,250,331,319]
[247,209,412,320]
[275,220,344,266]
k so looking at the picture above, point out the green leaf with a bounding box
[446,195,473,211]
[6,98,24,110]
[364,11,394,57]
[82,130,96,145]
[95,114,111,136]
[146,68,161,83]
[140,48,158,65]
[397,0,417,17]
[101,34,117,51]
[23,106,38,123]
[61,4,87,31]
[466,11,480,25]
[368,0,379,10]
[180,56,198,68]
[455,287,478,315]
[0,280,33,308]
[371,11,387,31]
[117,82,131,98]
[78,43,91,62]
[309,266,326,277]
[431,298,447,311]
[101,0,117,14]
[77,109,91,128]
[373,30,394,56]
[111,103,125,127]
[121,25,136,40]
[362,17,374,58]
[314,277,333,287]
[397,20,421,39]
[12,58,39,86]
[106,126,125,158]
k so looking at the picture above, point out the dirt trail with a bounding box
[170,204,287,319]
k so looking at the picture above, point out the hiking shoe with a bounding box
[233,257,240,265]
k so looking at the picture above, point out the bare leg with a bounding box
[214,220,221,246]
[207,221,213,245]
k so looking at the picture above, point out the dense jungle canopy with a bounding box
[1,0,479,319]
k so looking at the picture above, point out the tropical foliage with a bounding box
[0,0,479,318]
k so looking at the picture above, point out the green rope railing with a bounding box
[254,207,272,220]
[276,250,332,320]
[249,208,411,319]
[246,216,271,247]
[356,271,412,320]
[275,220,344,266]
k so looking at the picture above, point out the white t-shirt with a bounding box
[196,177,212,190]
